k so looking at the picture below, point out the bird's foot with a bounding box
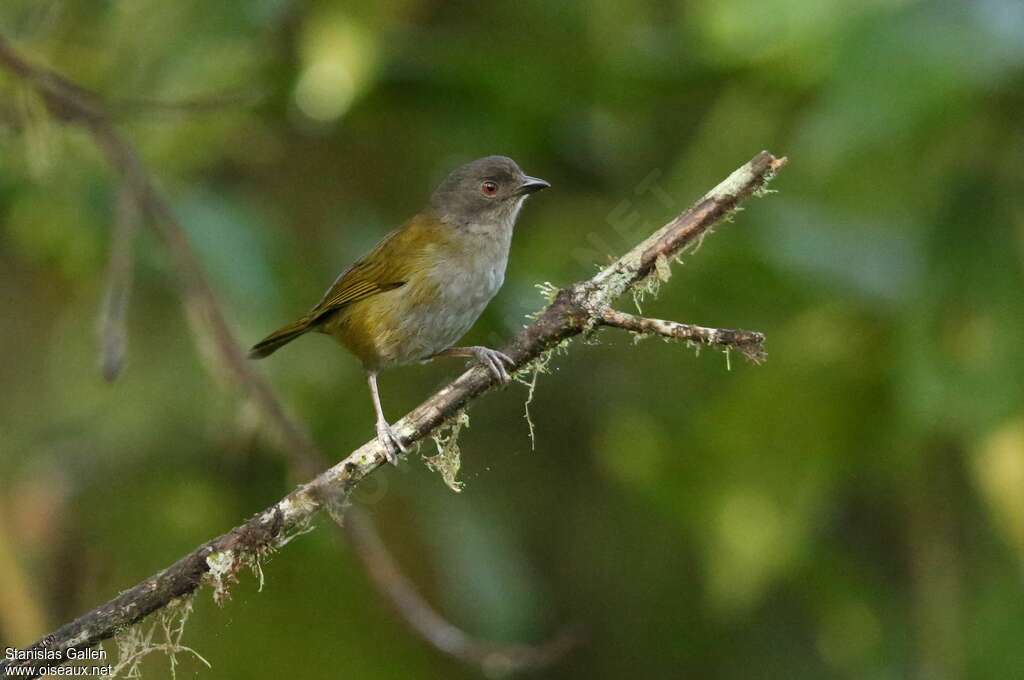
[375,419,409,466]
[470,346,515,384]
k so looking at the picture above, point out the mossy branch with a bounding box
[598,309,767,364]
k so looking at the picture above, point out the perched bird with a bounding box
[249,156,549,464]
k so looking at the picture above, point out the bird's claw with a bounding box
[376,419,409,466]
[473,347,515,385]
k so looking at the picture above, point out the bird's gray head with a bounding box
[429,156,549,230]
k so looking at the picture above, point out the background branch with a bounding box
[343,508,583,676]
[96,185,140,382]
[0,33,784,679]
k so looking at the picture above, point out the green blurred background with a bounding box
[2,1,1023,678]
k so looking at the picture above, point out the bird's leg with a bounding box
[366,371,408,465]
[433,346,515,384]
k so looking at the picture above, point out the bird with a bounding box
[249,156,550,464]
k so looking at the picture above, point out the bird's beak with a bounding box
[517,176,551,196]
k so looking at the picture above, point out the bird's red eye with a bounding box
[481,180,498,196]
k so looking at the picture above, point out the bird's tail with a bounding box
[248,316,313,359]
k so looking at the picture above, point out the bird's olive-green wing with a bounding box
[308,226,409,321]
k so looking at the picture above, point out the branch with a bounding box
[598,308,767,364]
[0,145,784,677]
[342,509,583,674]
[0,32,786,679]
[96,185,140,382]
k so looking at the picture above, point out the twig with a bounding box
[343,509,583,676]
[0,34,320,478]
[97,186,141,382]
[0,35,589,676]
[598,308,767,364]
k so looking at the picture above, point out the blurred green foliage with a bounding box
[1,1,1023,678]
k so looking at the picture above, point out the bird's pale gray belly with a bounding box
[386,234,509,365]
